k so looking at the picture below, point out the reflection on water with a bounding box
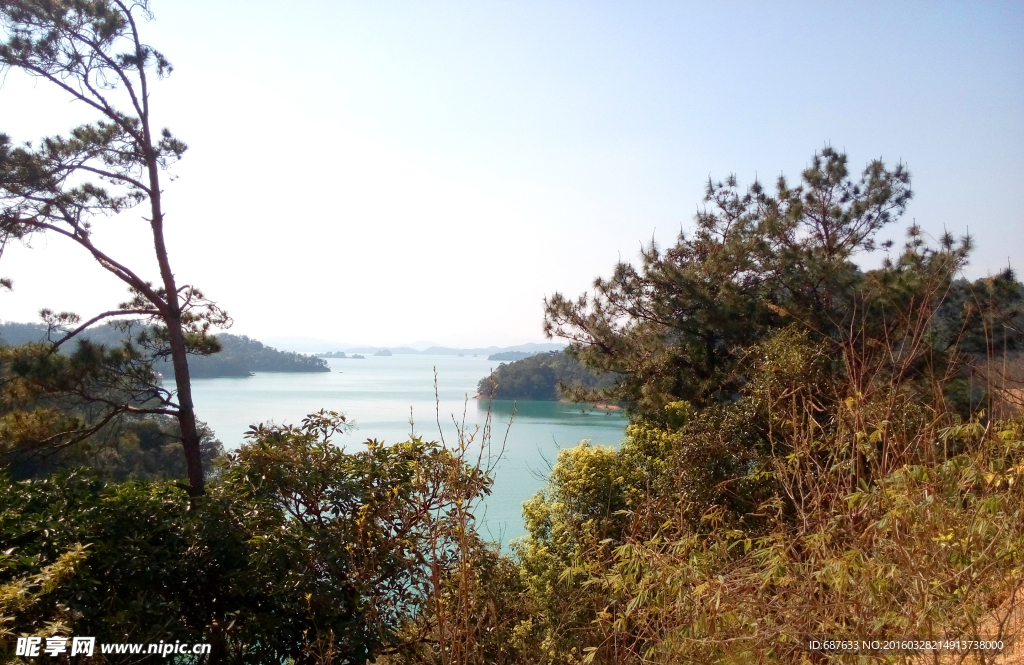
[191,354,628,544]
[486,398,625,423]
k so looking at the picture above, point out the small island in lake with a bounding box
[374,349,393,357]
[477,350,620,401]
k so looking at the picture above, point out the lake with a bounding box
[190,354,628,544]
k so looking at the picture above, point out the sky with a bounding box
[1,1,1022,348]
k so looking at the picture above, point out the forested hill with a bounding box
[188,334,330,377]
[477,350,619,401]
[0,323,329,378]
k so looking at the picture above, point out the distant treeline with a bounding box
[477,351,619,400]
[487,351,537,361]
[0,322,329,378]
[291,343,565,356]
[316,352,366,359]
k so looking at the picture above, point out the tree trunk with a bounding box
[146,146,205,494]
[167,316,205,496]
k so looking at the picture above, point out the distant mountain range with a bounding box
[0,322,565,377]
[263,336,565,357]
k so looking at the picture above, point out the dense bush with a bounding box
[1,412,494,664]
[0,339,224,480]
[511,331,1024,664]
[6,414,224,482]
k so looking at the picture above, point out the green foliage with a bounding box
[0,337,222,481]
[379,539,537,665]
[543,148,1020,422]
[512,326,1024,663]
[6,415,225,483]
[0,411,495,663]
[0,324,323,493]
[1,473,227,658]
[0,543,87,657]
[224,412,492,662]
[937,272,1024,356]
[0,339,173,463]
[525,421,1024,664]
[478,351,620,401]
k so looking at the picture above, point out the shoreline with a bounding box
[474,394,623,411]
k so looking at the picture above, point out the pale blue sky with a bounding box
[2,1,1022,347]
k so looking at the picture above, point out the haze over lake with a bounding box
[191,353,627,542]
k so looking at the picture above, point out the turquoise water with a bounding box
[190,354,627,544]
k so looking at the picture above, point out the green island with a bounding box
[477,350,620,401]
[1,3,1023,664]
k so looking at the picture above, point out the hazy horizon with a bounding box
[0,320,564,355]
[260,336,566,354]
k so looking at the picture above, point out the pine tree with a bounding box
[0,0,226,494]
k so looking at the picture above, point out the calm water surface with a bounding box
[191,354,627,543]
